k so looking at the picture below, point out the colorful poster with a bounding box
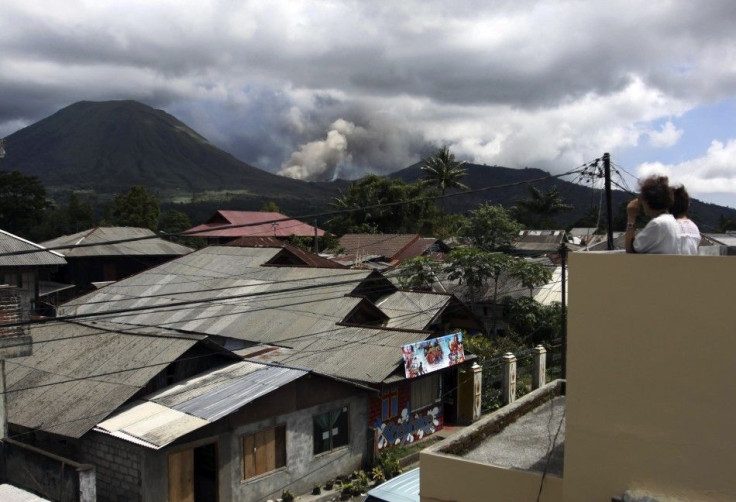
[402,332,465,379]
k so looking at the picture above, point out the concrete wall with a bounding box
[141,392,369,501]
[228,393,368,501]
[419,381,563,502]
[420,452,562,502]
[79,432,143,502]
[564,253,736,501]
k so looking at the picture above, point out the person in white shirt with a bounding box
[671,184,701,255]
[625,176,679,254]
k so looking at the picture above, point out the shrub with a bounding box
[281,489,295,502]
[340,470,369,499]
[376,450,401,480]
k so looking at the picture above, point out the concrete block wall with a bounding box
[0,289,24,336]
[226,393,369,501]
[79,432,142,502]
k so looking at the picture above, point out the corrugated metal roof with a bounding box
[187,211,325,238]
[41,227,192,257]
[513,230,566,254]
[95,361,306,449]
[375,291,450,330]
[246,326,429,384]
[95,401,209,449]
[703,233,736,246]
[393,238,444,262]
[149,361,306,421]
[366,467,420,502]
[0,229,66,267]
[6,321,204,438]
[59,247,372,345]
[533,266,563,305]
[336,234,420,261]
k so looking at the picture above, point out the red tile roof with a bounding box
[186,211,325,238]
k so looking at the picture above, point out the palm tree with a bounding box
[420,146,469,212]
[513,185,573,228]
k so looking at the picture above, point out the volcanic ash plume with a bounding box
[278,119,355,181]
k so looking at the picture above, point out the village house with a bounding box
[41,226,192,300]
[184,210,325,245]
[327,233,449,269]
[0,229,67,319]
[6,243,483,501]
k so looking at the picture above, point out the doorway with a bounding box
[168,442,218,502]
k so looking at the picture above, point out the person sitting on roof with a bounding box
[625,175,679,254]
[671,184,701,255]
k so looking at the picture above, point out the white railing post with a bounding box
[533,345,547,389]
[79,467,97,502]
[472,362,482,421]
[502,352,517,404]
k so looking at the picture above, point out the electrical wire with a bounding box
[0,167,588,259]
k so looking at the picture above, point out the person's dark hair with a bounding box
[671,184,690,218]
[639,175,673,211]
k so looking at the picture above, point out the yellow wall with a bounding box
[420,451,562,502]
[564,253,736,501]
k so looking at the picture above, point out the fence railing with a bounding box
[2,438,96,502]
[479,341,562,413]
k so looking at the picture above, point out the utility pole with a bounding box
[559,242,567,382]
[313,220,319,254]
[603,152,614,250]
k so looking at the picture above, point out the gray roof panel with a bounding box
[0,230,66,267]
[149,361,306,421]
[6,321,203,438]
[42,227,192,257]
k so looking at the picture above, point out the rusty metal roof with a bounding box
[336,234,421,261]
[6,321,205,438]
[186,210,325,238]
[95,361,306,449]
[41,227,192,257]
[0,229,66,267]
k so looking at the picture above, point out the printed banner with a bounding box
[402,332,465,379]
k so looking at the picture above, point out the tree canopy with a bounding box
[0,171,51,238]
[398,256,442,291]
[325,175,437,234]
[460,203,521,251]
[111,185,160,231]
[511,185,573,228]
[510,260,553,297]
[420,146,468,212]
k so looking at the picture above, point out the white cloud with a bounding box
[637,139,736,192]
[647,121,683,148]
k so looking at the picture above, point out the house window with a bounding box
[313,407,349,455]
[242,425,286,479]
[381,389,399,421]
[411,373,440,411]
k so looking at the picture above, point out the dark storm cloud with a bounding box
[2,0,736,196]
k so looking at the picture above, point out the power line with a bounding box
[0,167,587,259]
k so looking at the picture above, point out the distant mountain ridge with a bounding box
[2,100,338,205]
[3,100,734,231]
[391,163,736,230]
